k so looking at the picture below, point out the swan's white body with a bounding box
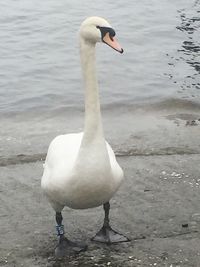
[41,17,124,212]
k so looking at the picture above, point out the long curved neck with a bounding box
[80,38,104,143]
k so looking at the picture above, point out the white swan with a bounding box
[41,16,129,257]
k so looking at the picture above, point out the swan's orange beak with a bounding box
[103,32,123,54]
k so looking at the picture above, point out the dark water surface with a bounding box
[0,0,200,157]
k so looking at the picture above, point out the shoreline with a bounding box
[1,147,200,168]
[1,96,200,117]
[1,100,200,165]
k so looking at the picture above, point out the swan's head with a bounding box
[80,17,123,53]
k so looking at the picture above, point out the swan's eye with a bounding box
[108,28,116,38]
[96,26,116,41]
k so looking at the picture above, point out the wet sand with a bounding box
[1,110,200,267]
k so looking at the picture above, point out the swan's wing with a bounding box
[42,132,83,185]
[106,141,124,180]
[45,133,83,166]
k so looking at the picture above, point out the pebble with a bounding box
[192,213,200,221]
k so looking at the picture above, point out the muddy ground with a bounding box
[1,152,200,267]
[1,106,200,267]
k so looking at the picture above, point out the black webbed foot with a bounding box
[55,236,87,258]
[92,225,130,244]
[91,202,130,244]
[55,212,87,258]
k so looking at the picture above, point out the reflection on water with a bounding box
[177,4,200,72]
[169,1,200,97]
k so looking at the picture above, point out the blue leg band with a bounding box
[56,224,64,236]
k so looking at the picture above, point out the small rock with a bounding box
[186,120,198,126]
[192,213,200,221]
[144,189,151,192]
[161,252,168,260]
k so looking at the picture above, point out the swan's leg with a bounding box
[91,202,130,244]
[55,212,87,258]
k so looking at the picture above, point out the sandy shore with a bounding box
[1,107,200,267]
[1,154,200,266]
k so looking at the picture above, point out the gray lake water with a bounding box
[0,0,200,158]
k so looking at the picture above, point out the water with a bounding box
[0,0,200,158]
